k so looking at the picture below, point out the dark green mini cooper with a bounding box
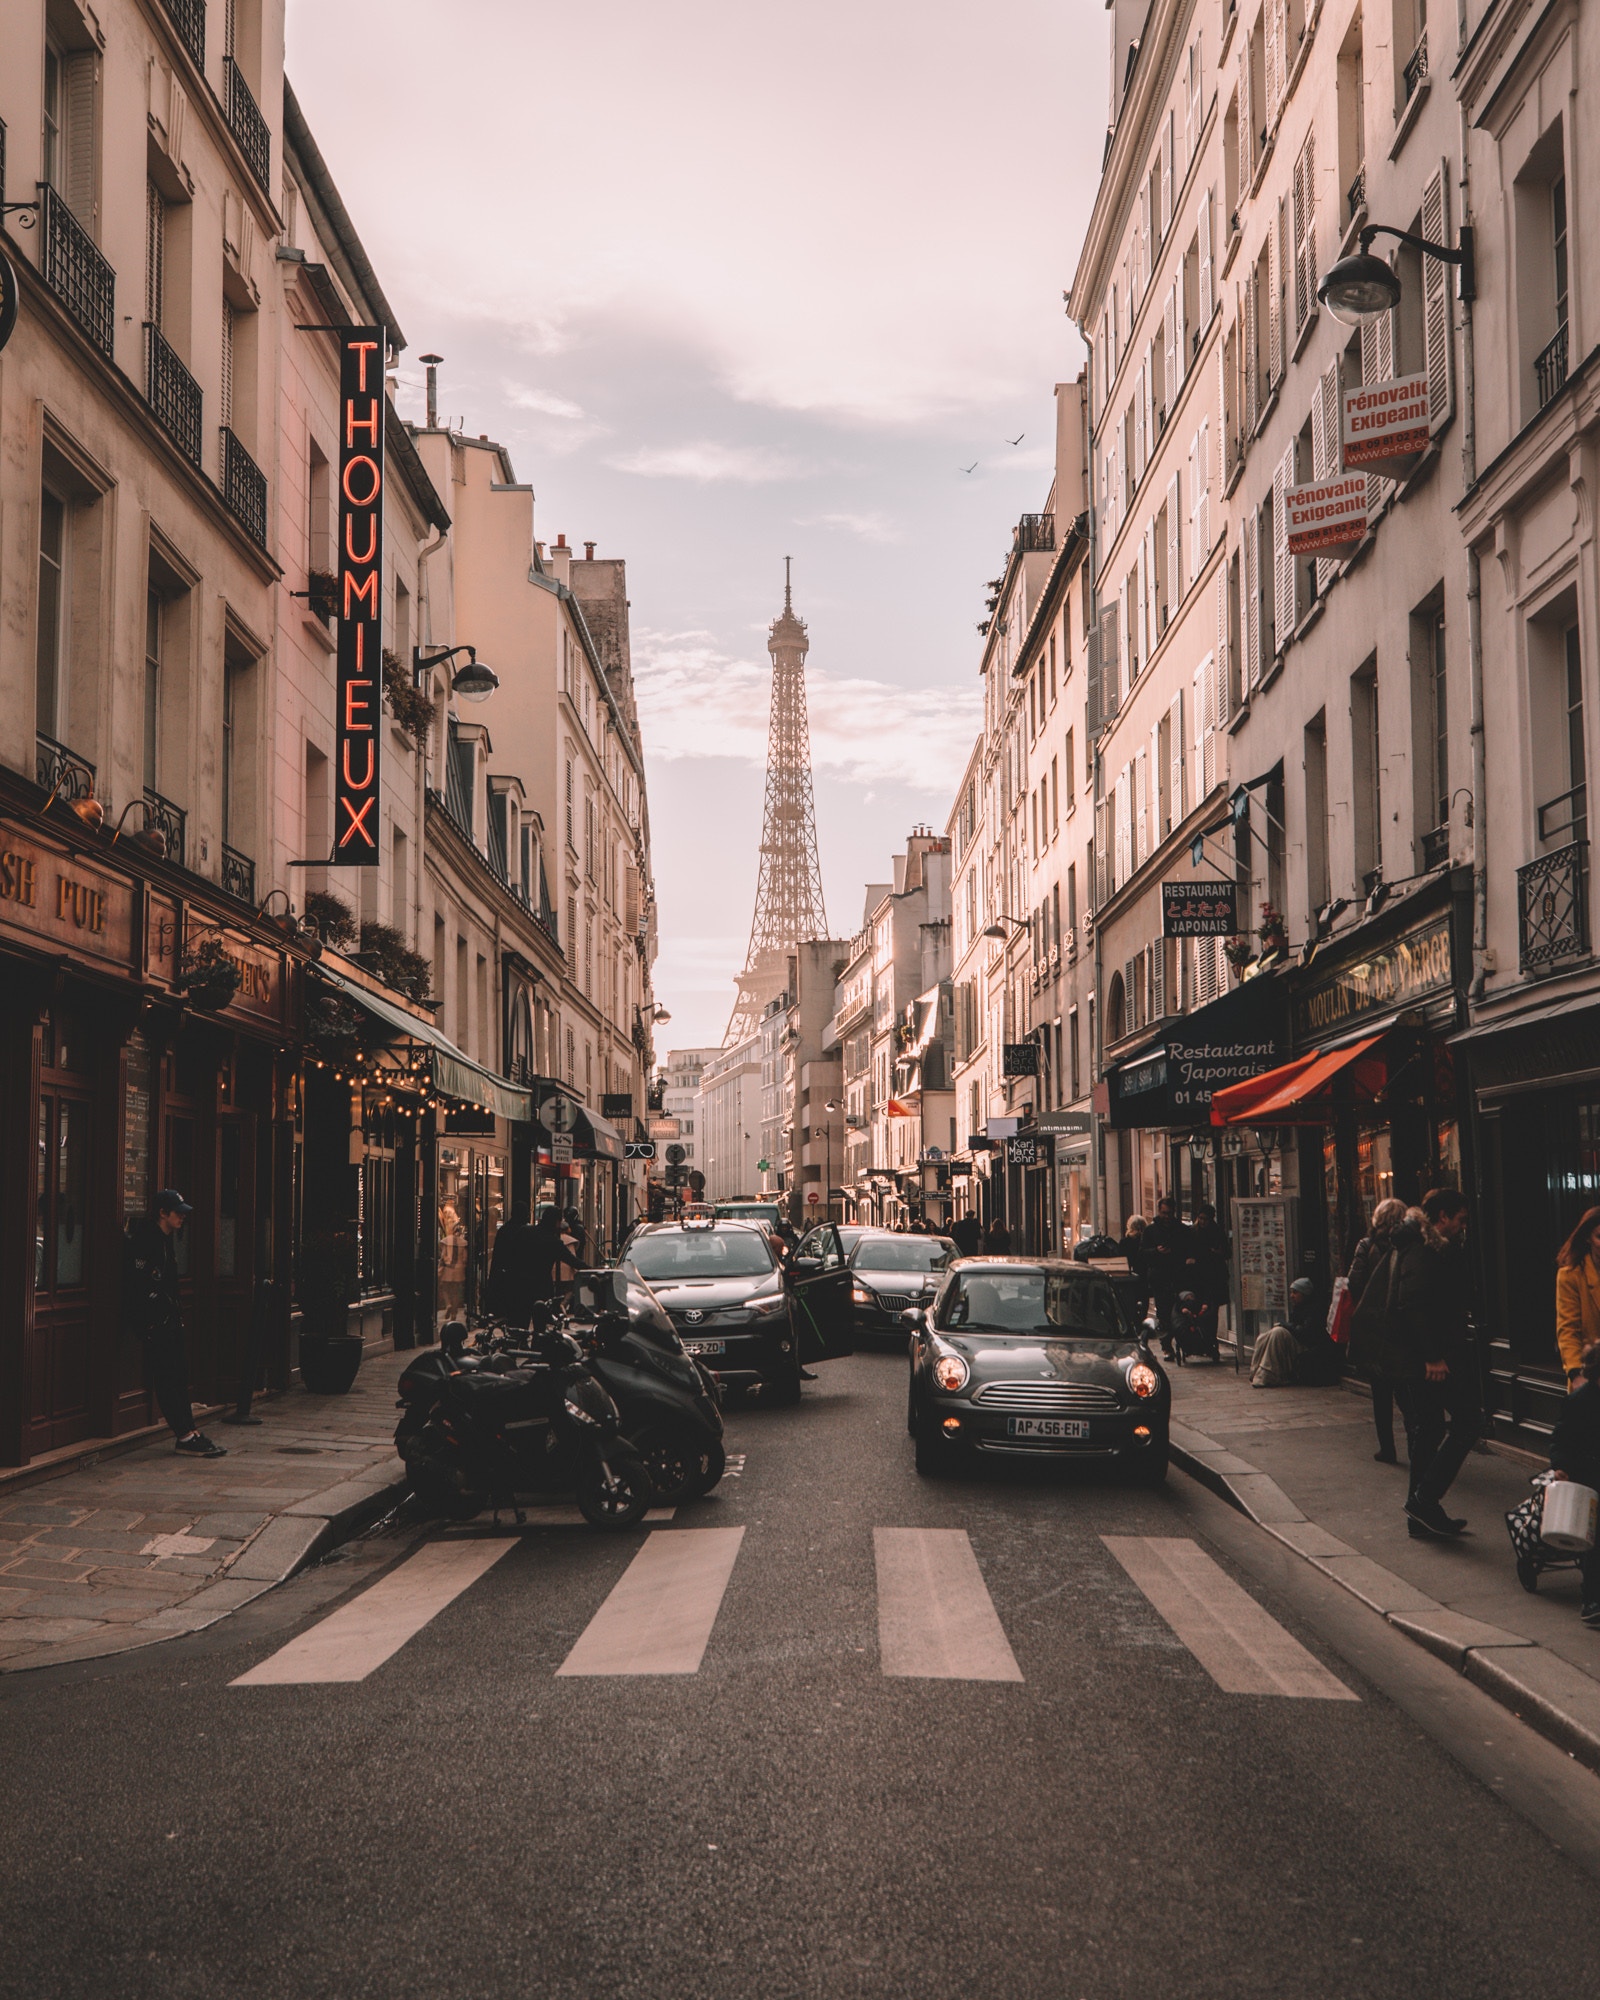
[906,1260,1170,1483]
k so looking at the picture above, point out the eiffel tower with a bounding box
[725,561,829,1045]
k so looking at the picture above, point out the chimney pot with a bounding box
[556,533,568,549]
[584,541,596,560]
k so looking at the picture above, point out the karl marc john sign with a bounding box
[335,328,386,867]
[1295,915,1453,1038]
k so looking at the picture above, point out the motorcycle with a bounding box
[396,1322,654,1529]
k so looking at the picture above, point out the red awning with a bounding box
[1210,1035,1387,1126]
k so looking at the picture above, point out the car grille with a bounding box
[970,1382,1122,1412]
[870,1291,918,1312]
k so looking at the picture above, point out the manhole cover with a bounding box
[275,1446,325,1456]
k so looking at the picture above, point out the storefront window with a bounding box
[1576,1097,1600,1203]
[1356,1125,1393,1214]
[55,1100,87,1286]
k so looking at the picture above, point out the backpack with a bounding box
[1346,1245,1424,1383]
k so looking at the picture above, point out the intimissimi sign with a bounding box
[336,328,385,864]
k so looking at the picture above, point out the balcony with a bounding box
[1536,324,1569,412]
[221,844,255,904]
[36,732,96,806]
[222,57,271,190]
[142,787,187,866]
[1347,164,1366,225]
[39,183,114,359]
[1015,513,1055,555]
[160,0,205,70]
[1420,825,1450,872]
[219,426,267,547]
[144,323,203,465]
[1518,840,1588,973]
[1402,29,1428,102]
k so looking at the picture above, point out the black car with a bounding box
[906,1258,1170,1482]
[844,1229,956,1344]
[620,1219,854,1404]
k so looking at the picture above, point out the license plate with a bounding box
[681,1339,726,1357]
[1007,1416,1090,1439]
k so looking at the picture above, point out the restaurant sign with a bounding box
[1295,913,1453,1040]
[1106,973,1288,1128]
[0,829,134,967]
[1162,879,1237,938]
[335,327,386,866]
[1341,372,1431,471]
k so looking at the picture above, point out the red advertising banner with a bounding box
[1341,371,1430,469]
[1285,473,1367,555]
[335,328,385,865]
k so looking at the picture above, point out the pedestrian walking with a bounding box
[122,1190,226,1458]
[1142,1197,1194,1347]
[1555,1207,1600,1392]
[1189,1202,1229,1349]
[983,1216,1012,1254]
[950,1213,983,1257]
[1345,1197,1408,1463]
[1546,1341,1600,1629]
[488,1210,551,1326]
[1119,1214,1149,1319]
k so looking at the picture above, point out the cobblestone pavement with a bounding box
[0,1351,410,1673]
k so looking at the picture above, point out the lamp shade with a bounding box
[1317,251,1402,326]
[451,656,499,702]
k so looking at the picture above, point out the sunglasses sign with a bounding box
[336,328,385,865]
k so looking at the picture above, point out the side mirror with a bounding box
[792,1254,823,1276]
[899,1307,925,1328]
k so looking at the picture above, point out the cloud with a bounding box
[801,510,903,544]
[632,629,981,795]
[607,441,809,484]
[506,385,587,420]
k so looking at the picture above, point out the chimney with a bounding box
[555,533,568,550]
[420,353,442,429]
[584,541,596,560]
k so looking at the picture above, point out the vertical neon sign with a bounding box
[335,327,384,864]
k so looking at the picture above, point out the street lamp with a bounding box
[650,1005,672,1025]
[982,914,1029,940]
[1317,222,1475,327]
[413,643,500,702]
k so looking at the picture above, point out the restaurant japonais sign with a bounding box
[335,328,385,866]
[1162,879,1238,938]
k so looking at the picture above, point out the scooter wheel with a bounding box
[634,1427,723,1505]
[407,1464,487,1522]
[576,1453,654,1529]
[684,1441,727,1499]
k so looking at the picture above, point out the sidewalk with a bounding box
[1166,1359,1600,1769]
[0,1352,410,1674]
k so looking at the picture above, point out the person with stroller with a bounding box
[1546,1341,1600,1629]
[1142,1198,1194,1358]
[1346,1197,1409,1463]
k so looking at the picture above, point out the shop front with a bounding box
[528,1081,626,1264]
[0,789,301,1466]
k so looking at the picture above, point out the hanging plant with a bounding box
[306,568,339,622]
[357,920,433,1002]
[304,988,365,1065]
[179,937,241,1012]
[303,889,358,950]
[1223,935,1256,973]
[383,649,437,750]
[1257,902,1288,954]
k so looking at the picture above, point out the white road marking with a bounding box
[874,1527,1023,1682]
[442,1506,675,1530]
[1103,1536,1357,1700]
[722,1454,747,1478]
[556,1527,745,1676]
[231,1536,517,1685]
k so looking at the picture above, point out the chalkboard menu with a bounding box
[122,1034,152,1218]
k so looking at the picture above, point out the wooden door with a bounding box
[31,1088,94,1449]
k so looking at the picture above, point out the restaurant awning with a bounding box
[1104,973,1290,1128]
[1210,1034,1386,1126]
[313,962,534,1124]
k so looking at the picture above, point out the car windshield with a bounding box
[716,1204,780,1225]
[940,1272,1126,1338]
[851,1238,952,1273]
[627,1230,775,1280]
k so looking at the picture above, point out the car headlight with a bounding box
[1127,1362,1160,1400]
[563,1394,603,1426]
[750,1291,787,1316]
[852,1285,874,1305]
[932,1353,970,1393]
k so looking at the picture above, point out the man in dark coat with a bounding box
[1141,1198,1194,1350]
[124,1190,225,1457]
[1548,1342,1600,1626]
[488,1210,554,1326]
[1380,1188,1479,1538]
[950,1213,983,1258]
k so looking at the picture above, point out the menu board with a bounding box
[1234,1197,1290,1316]
[122,1034,152,1218]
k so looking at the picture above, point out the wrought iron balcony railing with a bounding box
[144,323,203,465]
[1420,824,1450,872]
[142,787,187,865]
[220,843,255,904]
[1015,513,1055,554]
[160,0,205,70]
[36,732,96,805]
[1536,324,1569,411]
[1537,781,1586,844]
[39,183,115,359]
[1519,839,1588,972]
[222,57,271,191]
[1403,29,1429,102]
[1347,164,1366,223]
[219,426,267,546]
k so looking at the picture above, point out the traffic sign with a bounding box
[551,1133,574,1163]
[624,1139,657,1161]
[805,1190,820,1205]
[540,1094,578,1133]
[665,1143,687,1166]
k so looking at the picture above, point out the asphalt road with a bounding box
[6,1349,1600,2000]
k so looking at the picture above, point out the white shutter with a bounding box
[1134,750,1147,869]
[1150,719,1165,840]
[1243,507,1261,689]
[63,52,99,233]
[1167,469,1182,612]
[1422,160,1454,429]
[145,180,165,328]
[1184,40,1197,166]
[1170,689,1186,824]
[1361,309,1393,511]
[1238,42,1253,188]
[1151,938,1167,1020]
[1188,432,1201,580]
[1102,600,1120,717]
[1197,417,1211,557]
[1161,113,1174,241]
[1269,198,1286,384]
[1300,129,1316,329]
[1243,264,1260,431]
[1273,447,1295,648]
[1163,291,1176,415]
[1264,0,1281,126]
[1199,189,1213,327]
[1215,561,1232,739]
[1313,361,1341,592]
[1134,364,1146,481]
[1115,767,1132,886]
[1139,183,1152,303]
[1292,139,1310,330]
[1175,268,1188,390]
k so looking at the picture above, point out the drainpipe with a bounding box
[1458,99,1487,1000]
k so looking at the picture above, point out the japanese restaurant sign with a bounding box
[1162,879,1237,937]
[335,327,385,866]
[1341,372,1431,470]
[1285,473,1367,556]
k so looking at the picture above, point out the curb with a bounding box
[3,1458,410,1674]
[1168,1422,1600,1774]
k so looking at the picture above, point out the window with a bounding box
[1410,593,1447,857]
[144,591,161,791]
[1554,174,1569,332]
[145,180,166,330]
[220,299,235,431]
[1304,711,1330,911]
[565,757,575,848]
[1515,120,1568,417]
[43,35,98,231]
[1565,624,1587,838]
[1337,12,1366,229]
[221,653,239,846]
[1050,757,1060,835]
[308,437,330,575]
[1352,658,1382,887]
[36,488,66,741]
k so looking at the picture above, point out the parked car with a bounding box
[843,1229,956,1345]
[906,1259,1169,1482]
[619,1217,854,1403]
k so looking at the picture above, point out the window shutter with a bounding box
[1188,431,1201,578]
[1199,188,1214,326]
[1273,446,1295,646]
[1141,527,1155,664]
[1170,689,1186,823]
[63,52,99,234]
[1264,0,1281,126]
[145,181,165,329]
[1300,129,1316,328]
[1314,359,1342,592]
[1422,160,1453,429]
[1161,113,1174,241]
[1163,291,1176,413]
[1191,659,1209,812]
[1197,416,1211,556]
[1139,184,1151,303]
[1106,599,1122,717]
[1086,622,1102,737]
[1115,767,1132,886]
[1243,265,1260,431]
[1360,309,1393,511]
[1134,366,1146,480]
[1134,747,1148,866]
[1215,560,1232,737]
[1292,141,1309,330]
[1095,798,1109,906]
[220,298,235,431]
[1167,469,1182,611]
[1243,507,1261,689]
[1268,198,1286,384]
[1152,938,1166,1021]
[1185,41,1197,166]
[1238,43,1253,186]
[1175,270,1188,390]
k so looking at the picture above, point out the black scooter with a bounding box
[396,1325,654,1529]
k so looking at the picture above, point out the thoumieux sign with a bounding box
[336,328,385,865]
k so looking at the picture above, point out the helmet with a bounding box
[1177,1290,1198,1308]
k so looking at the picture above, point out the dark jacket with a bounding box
[1142,1216,1194,1294]
[1189,1220,1229,1306]
[1348,1219,1466,1381]
[124,1217,181,1337]
[950,1216,983,1257]
[488,1219,550,1323]
[1343,1230,1393,1374]
[1548,1378,1600,1492]
[983,1220,1012,1254]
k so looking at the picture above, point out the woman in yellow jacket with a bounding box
[1555,1207,1600,1388]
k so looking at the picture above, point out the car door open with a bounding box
[789,1224,856,1362]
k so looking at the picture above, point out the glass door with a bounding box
[32,1090,94,1448]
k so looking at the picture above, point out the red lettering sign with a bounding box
[334,327,385,867]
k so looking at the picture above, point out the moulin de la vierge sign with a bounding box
[335,328,386,866]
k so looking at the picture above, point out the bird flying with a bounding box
[1005,432,1025,446]
[959,461,978,474]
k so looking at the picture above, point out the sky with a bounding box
[285,0,1107,1052]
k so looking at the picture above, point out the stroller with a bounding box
[1168,1289,1220,1366]
[1504,1472,1586,1593]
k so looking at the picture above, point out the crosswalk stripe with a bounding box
[874,1528,1023,1682]
[556,1528,745,1676]
[231,1536,518,1686]
[440,1506,676,1531]
[1103,1536,1357,1700]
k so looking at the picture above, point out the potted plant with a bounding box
[1257,902,1289,959]
[1223,934,1255,974]
[179,937,241,1013]
[296,1229,364,1393]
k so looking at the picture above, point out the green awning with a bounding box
[312,962,534,1123]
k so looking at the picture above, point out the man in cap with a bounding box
[123,1190,226,1457]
